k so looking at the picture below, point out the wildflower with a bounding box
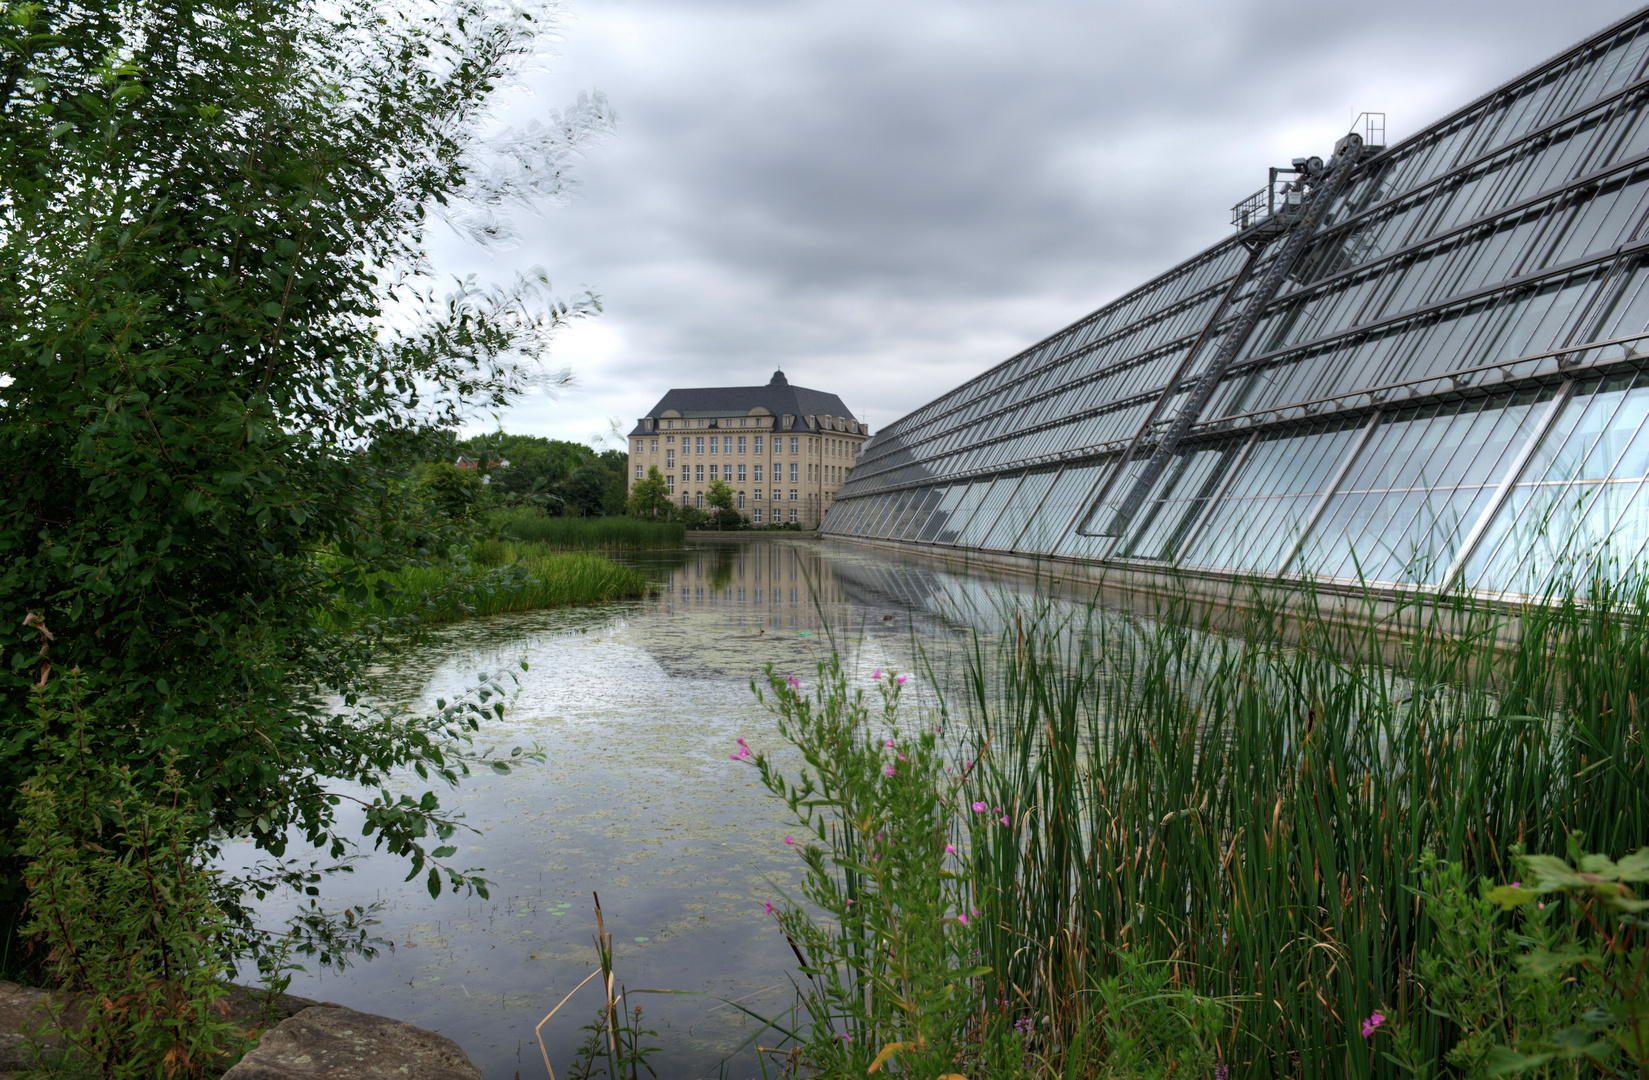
[972,801,988,813]
[898,753,906,761]
[957,913,968,925]
[1215,1065,1229,1080]
[872,669,881,680]
[1001,815,1010,826]
[1015,1016,1033,1035]
[885,739,895,748]
[764,901,773,915]
[787,676,800,688]
[896,676,906,684]
[1361,1012,1385,1038]
[1510,881,1522,888]
[945,844,956,854]
[885,764,896,777]
[784,836,795,844]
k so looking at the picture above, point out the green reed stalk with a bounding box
[959,564,1649,1078]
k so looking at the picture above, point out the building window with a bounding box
[789,508,797,523]
[754,488,762,502]
[695,464,704,481]
[634,440,642,453]
[650,439,658,452]
[789,463,798,482]
[666,450,674,467]
[681,465,689,482]
[635,464,643,479]
[709,436,718,453]
[789,489,798,501]
[681,492,689,505]
[738,436,746,453]
[666,435,674,444]
[737,464,746,481]
[737,493,746,509]
[754,436,763,454]
[666,475,674,492]
[754,464,763,482]
[696,437,704,454]
[790,437,798,454]
[708,464,717,480]
[695,493,703,508]
[753,508,762,523]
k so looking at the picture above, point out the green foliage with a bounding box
[18,678,249,1079]
[627,466,673,520]
[742,661,983,1079]
[420,462,486,520]
[1406,842,1649,1078]
[0,0,608,971]
[491,510,684,550]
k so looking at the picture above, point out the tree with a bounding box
[705,478,742,530]
[628,467,672,519]
[0,0,613,966]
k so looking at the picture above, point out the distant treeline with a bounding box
[420,430,631,518]
[491,509,685,549]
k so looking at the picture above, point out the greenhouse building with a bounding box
[822,8,1649,599]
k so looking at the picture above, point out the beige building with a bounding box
[628,370,869,527]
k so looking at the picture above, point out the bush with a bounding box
[490,510,684,550]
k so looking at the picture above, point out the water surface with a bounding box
[231,538,1056,1079]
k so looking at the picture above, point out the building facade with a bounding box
[824,8,1649,600]
[628,370,869,527]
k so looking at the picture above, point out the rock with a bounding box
[222,1005,481,1080]
[0,981,57,1072]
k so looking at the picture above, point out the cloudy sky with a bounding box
[435,0,1638,446]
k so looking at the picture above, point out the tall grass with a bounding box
[956,569,1649,1077]
[491,510,685,550]
[324,541,650,629]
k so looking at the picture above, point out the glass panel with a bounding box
[1466,372,1649,593]
[1019,464,1103,554]
[981,469,1061,550]
[917,485,965,542]
[1296,387,1558,586]
[1117,439,1249,562]
[896,487,945,541]
[875,489,917,539]
[933,481,990,545]
[1177,418,1367,573]
[955,474,1023,548]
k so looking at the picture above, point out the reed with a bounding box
[324,542,650,628]
[957,567,1649,1077]
[491,510,685,550]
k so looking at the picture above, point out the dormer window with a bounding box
[783,415,794,429]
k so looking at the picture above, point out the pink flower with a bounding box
[898,753,906,761]
[972,801,987,813]
[896,676,906,684]
[764,901,773,915]
[957,913,968,926]
[1510,881,1522,888]
[872,669,881,680]
[1361,1012,1385,1038]
[784,836,795,844]
[1000,815,1010,826]
[945,844,956,854]
[885,739,895,747]
[885,764,896,777]
[787,676,800,687]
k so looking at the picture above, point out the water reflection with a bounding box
[232,538,1052,1080]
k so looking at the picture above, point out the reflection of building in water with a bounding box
[658,539,1054,639]
[628,370,869,528]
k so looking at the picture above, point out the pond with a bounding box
[226,537,1061,1080]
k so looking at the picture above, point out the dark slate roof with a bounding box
[628,370,857,435]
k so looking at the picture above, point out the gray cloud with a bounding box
[432,0,1637,440]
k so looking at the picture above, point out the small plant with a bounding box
[18,675,250,1080]
[1407,841,1649,1078]
[740,660,983,1079]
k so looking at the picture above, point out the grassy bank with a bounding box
[728,568,1649,1078]
[491,509,684,550]
[326,541,650,628]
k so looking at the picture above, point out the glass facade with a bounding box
[823,10,1649,598]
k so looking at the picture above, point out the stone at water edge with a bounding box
[223,1005,482,1080]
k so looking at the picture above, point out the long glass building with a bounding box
[822,9,1649,599]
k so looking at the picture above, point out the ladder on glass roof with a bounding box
[1082,129,1373,538]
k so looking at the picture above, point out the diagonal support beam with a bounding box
[1086,132,1369,537]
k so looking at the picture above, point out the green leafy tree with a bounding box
[705,477,742,529]
[0,0,612,967]
[628,467,672,520]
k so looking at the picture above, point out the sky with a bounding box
[434,0,1641,446]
